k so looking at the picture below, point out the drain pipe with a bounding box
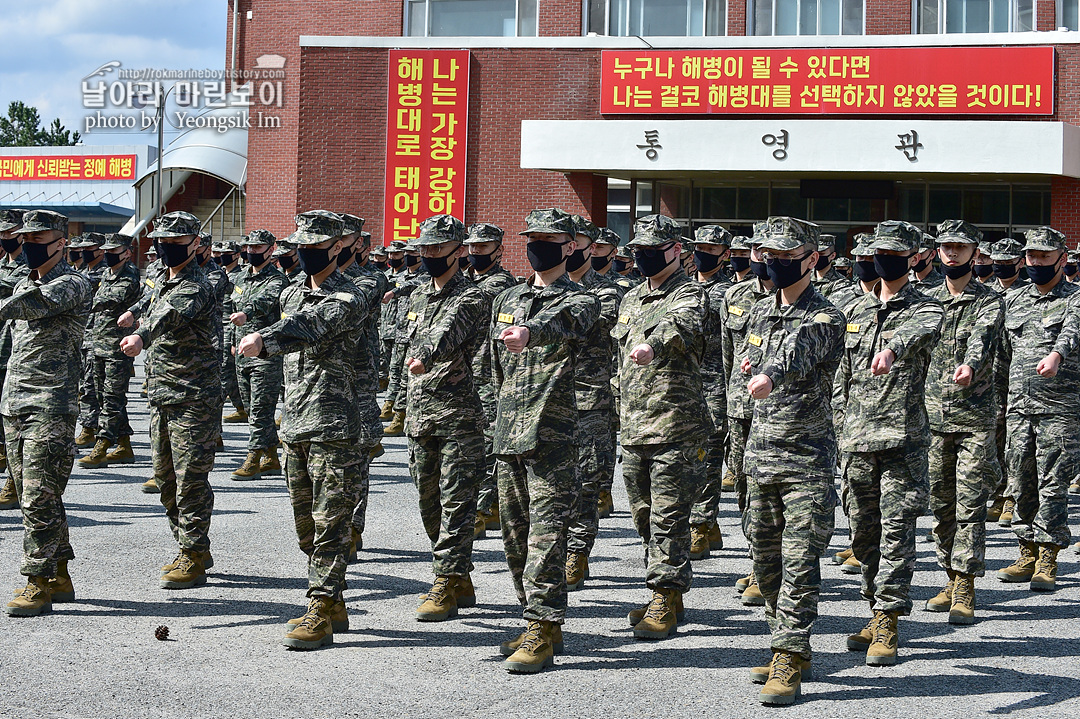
[230,0,239,90]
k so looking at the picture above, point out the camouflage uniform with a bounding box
[215,241,245,415]
[386,262,428,413]
[810,234,852,302]
[0,214,31,464]
[614,215,712,594]
[743,217,843,658]
[911,232,945,292]
[1,210,90,578]
[74,233,106,435]
[839,220,944,615]
[380,241,410,387]
[925,220,1005,577]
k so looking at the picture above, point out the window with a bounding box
[587,0,726,36]
[752,0,863,34]
[406,0,536,36]
[916,0,1033,32]
[1059,0,1078,29]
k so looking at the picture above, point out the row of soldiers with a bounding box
[0,204,1076,707]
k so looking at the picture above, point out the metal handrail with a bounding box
[202,185,242,237]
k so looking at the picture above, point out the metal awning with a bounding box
[135,105,249,190]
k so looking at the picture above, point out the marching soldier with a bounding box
[910,232,944,290]
[810,233,851,301]
[379,239,409,400]
[74,231,106,448]
[383,242,427,437]
[0,209,30,508]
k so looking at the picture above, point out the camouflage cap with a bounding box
[147,211,200,239]
[464,222,504,245]
[977,240,994,257]
[692,225,732,247]
[415,214,467,246]
[292,210,345,245]
[628,214,683,247]
[146,243,158,256]
[989,238,1025,261]
[758,216,821,252]
[834,256,852,268]
[521,207,576,238]
[0,209,25,232]
[66,234,88,249]
[100,233,134,251]
[370,244,387,258]
[198,231,213,247]
[614,243,633,259]
[214,239,242,253]
[1069,249,1080,263]
[242,229,277,247]
[728,235,752,251]
[387,239,409,252]
[13,209,68,235]
[81,231,106,248]
[869,220,921,253]
[571,215,600,242]
[749,221,768,245]
[936,219,982,245]
[818,233,836,253]
[851,233,876,258]
[1023,226,1067,253]
[340,213,365,236]
[918,229,936,253]
[360,231,372,245]
[595,228,621,247]
[271,240,296,258]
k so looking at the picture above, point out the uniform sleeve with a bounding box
[885,298,944,362]
[720,291,735,391]
[410,288,486,369]
[521,291,600,347]
[0,274,89,323]
[237,275,288,324]
[135,281,211,347]
[645,284,706,358]
[760,309,844,386]
[1051,292,1080,361]
[961,293,1005,372]
[261,291,366,357]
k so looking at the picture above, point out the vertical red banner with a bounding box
[384,49,470,244]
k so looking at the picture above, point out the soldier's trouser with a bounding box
[929,428,997,576]
[379,339,393,380]
[4,413,76,578]
[0,368,8,449]
[285,439,361,598]
[993,408,1008,497]
[622,441,701,593]
[92,353,134,441]
[387,343,408,411]
[567,409,616,556]
[750,477,835,658]
[409,433,482,576]
[691,421,727,525]
[475,393,498,515]
[220,343,244,411]
[1006,412,1076,548]
[236,356,283,451]
[77,348,99,430]
[350,396,382,537]
[150,401,218,553]
[729,416,754,545]
[497,442,578,624]
[843,446,929,615]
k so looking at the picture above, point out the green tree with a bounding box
[0,101,81,146]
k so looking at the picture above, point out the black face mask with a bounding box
[942,260,972,280]
[197,252,210,267]
[694,251,722,274]
[612,258,632,273]
[873,254,911,282]
[420,245,461,278]
[297,246,336,275]
[633,244,675,278]
[278,254,297,271]
[1027,263,1060,286]
[750,258,770,281]
[526,241,569,273]
[814,254,832,272]
[729,256,751,274]
[853,259,879,283]
[23,240,58,270]
[336,245,355,267]
[81,250,100,265]
[765,254,811,289]
[245,249,269,267]
[1066,264,1077,276]
[565,249,588,273]
[373,261,388,271]
[993,262,1019,279]
[468,251,496,272]
[405,254,421,269]
[590,253,612,271]
[0,238,20,254]
[973,264,994,279]
[104,252,125,268]
[388,256,405,270]
[159,241,193,268]
[218,252,236,267]
[458,255,469,270]
[912,256,931,273]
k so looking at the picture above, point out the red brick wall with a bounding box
[1037,0,1057,31]
[866,0,911,34]
[728,0,747,36]
[541,0,582,36]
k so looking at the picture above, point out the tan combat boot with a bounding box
[384,411,406,437]
[379,377,389,391]
[721,469,736,490]
[758,651,808,705]
[223,408,248,423]
[633,588,681,639]
[161,550,213,572]
[480,505,500,530]
[416,575,460,621]
[379,399,394,421]
[347,528,361,563]
[750,651,812,684]
[997,540,1037,582]
[5,576,52,617]
[949,573,976,624]
[78,439,112,469]
[46,560,75,603]
[566,552,589,591]
[231,451,262,481]
[160,549,206,589]
[500,622,564,656]
[369,442,385,460]
[833,546,854,565]
[141,476,161,494]
[998,497,1015,525]
[105,436,135,464]
[1030,544,1059,592]
[841,554,862,574]
[735,571,753,592]
[283,596,335,650]
[0,476,18,510]
[259,447,282,476]
[75,426,96,448]
[0,442,7,472]
[454,573,476,608]
[925,570,955,612]
[705,522,724,551]
[473,513,486,540]
[865,610,900,666]
[287,596,349,633]
[742,573,765,606]
[689,523,711,560]
[846,614,875,651]
[1070,480,1079,495]
[627,589,686,625]
[503,620,556,673]
[986,495,1006,522]
[596,490,614,519]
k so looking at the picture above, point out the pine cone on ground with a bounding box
[154,625,170,641]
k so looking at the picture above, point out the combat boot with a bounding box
[473,513,486,540]
[832,546,853,565]
[369,442,385,460]
[689,523,711,560]
[231,451,262,481]
[479,505,500,530]
[78,439,112,469]
[997,540,1037,582]
[986,495,1006,522]
[347,528,360,563]
[379,377,389,391]
[566,552,589,591]
[841,554,862,574]
[925,570,955,612]
[750,652,812,684]
[416,575,461,621]
[160,549,206,589]
[287,596,349,633]
[161,550,213,572]
[998,497,1015,525]
[705,522,724,551]
[141,476,160,494]
[846,615,875,651]
[735,571,753,593]
[283,596,335,650]
[1070,481,1079,495]
[758,651,807,705]
[5,576,51,617]
[0,476,18,510]
[105,436,135,464]
[47,560,75,603]
[500,622,564,656]
[0,442,7,473]
[379,399,394,421]
[721,469,735,490]
[633,588,681,639]
[223,408,248,423]
[596,490,614,519]
[384,411,406,437]
[1030,544,1059,592]
[75,426,96,448]
[503,620,556,673]
[259,447,282,476]
[627,590,685,625]
[741,573,765,606]
[865,610,900,666]
[949,573,975,624]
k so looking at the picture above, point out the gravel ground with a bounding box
[0,368,1078,719]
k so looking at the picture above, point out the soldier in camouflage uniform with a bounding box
[74,232,106,448]
[229,230,289,480]
[810,233,852,301]
[237,210,369,650]
[273,241,301,282]
[1066,250,1079,283]
[0,210,90,617]
[687,225,732,560]
[728,234,754,284]
[612,243,643,288]
[614,214,712,641]
[383,243,427,436]
[0,209,30,509]
[987,238,1028,295]
[491,208,599,674]
[463,223,518,538]
[379,239,409,405]
[740,217,843,705]
[120,212,221,591]
[833,256,852,280]
[921,220,1004,625]
[973,240,995,284]
[400,215,488,621]
[78,233,143,469]
[370,244,388,272]
[996,227,1080,593]
[838,219,944,666]
[910,232,944,291]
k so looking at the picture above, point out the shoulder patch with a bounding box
[329,291,355,303]
[747,333,763,347]
[618,315,629,324]
[406,311,418,321]
[145,279,155,289]
[813,312,835,324]
[618,280,631,287]
[497,312,515,324]
[846,323,860,333]
[728,305,744,316]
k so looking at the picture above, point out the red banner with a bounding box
[0,154,137,181]
[601,47,1054,116]
[384,49,470,244]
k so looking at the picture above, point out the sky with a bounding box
[0,0,227,146]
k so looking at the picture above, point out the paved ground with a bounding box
[0,370,1078,719]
